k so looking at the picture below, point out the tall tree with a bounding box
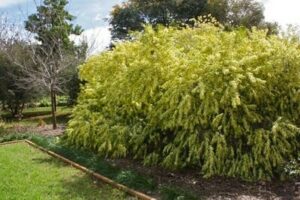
[24,0,84,129]
[110,0,208,40]
[227,0,264,28]
[109,0,276,40]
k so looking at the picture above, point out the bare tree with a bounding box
[0,0,87,129]
[0,19,85,128]
[7,36,85,129]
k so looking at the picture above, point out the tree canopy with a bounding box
[25,0,82,51]
[109,0,277,40]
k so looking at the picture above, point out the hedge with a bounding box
[67,22,300,181]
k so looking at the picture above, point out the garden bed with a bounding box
[0,141,153,200]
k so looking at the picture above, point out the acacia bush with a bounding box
[67,23,300,181]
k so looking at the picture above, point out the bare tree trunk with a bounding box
[50,86,57,130]
[54,93,57,112]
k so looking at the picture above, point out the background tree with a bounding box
[23,0,85,129]
[110,0,207,40]
[109,0,277,40]
[0,17,38,118]
[227,0,264,28]
[0,51,37,118]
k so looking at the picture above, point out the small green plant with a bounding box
[285,155,300,177]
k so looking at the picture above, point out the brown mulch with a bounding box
[107,158,299,200]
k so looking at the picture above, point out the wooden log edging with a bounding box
[0,140,26,146]
[23,140,156,200]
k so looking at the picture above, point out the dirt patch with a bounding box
[8,125,65,136]
[107,158,299,200]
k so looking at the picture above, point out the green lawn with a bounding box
[1,106,72,120]
[0,107,197,200]
[0,143,131,200]
[1,106,72,128]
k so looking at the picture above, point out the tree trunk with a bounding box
[50,87,57,130]
[54,93,57,112]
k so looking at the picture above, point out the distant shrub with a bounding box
[67,22,300,181]
[38,96,68,107]
[57,96,68,107]
[38,97,51,107]
[0,120,6,135]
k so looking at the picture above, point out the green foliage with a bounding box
[226,0,264,28]
[66,72,83,105]
[0,120,6,135]
[285,154,300,177]
[37,96,68,107]
[25,0,82,50]
[67,23,300,181]
[109,0,208,40]
[0,52,38,117]
[109,0,275,40]
[38,97,51,107]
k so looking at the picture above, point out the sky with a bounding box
[0,0,124,55]
[262,0,300,27]
[0,0,300,54]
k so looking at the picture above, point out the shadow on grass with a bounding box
[31,157,133,200]
[48,143,156,192]
[0,134,198,200]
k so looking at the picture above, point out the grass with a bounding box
[1,106,72,120]
[0,133,198,200]
[0,142,131,200]
[1,106,72,128]
[0,107,199,200]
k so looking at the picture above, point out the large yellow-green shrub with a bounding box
[67,23,300,181]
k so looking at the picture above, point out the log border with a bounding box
[0,140,156,200]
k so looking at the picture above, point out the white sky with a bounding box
[0,0,27,8]
[262,0,300,27]
[70,27,111,56]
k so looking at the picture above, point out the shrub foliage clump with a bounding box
[67,23,300,181]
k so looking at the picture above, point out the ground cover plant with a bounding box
[67,21,300,181]
[0,142,130,200]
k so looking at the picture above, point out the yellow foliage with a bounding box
[67,22,300,181]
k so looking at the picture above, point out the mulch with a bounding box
[107,158,300,200]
